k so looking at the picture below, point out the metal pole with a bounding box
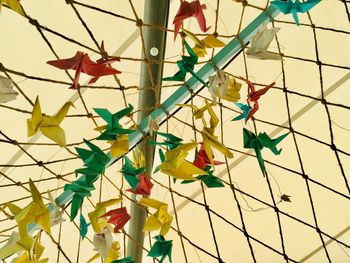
[127,1,170,262]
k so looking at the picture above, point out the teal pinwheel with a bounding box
[121,156,145,191]
[182,165,224,188]
[243,128,289,176]
[75,139,110,179]
[149,131,183,150]
[80,214,90,239]
[148,235,173,263]
[232,102,252,122]
[64,177,96,220]
[163,41,207,87]
[111,257,135,263]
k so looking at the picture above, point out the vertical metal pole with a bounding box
[127,1,170,262]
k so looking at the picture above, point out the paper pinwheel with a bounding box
[80,214,90,239]
[182,29,225,57]
[139,198,173,236]
[88,198,121,233]
[163,41,207,86]
[75,139,110,179]
[148,235,173,263]
[94,104,134,157]
[121,156,145,191]
[208,70,241,103]
[243,128,289,175]
[101,207,131,233]
[232,102,252,122]
[0,0,25,16]
[27,96,74,147]
[150,131,183,150]
[157,142,206,181]
[64,177,96,221]
[271,0,321,26]
[0,76,18,103]
[246,24,281,60]
[173,0,210,40]
[47,51,121,90]
[193,144,224,170]
[111,257,135,263]
[238,77,274,121]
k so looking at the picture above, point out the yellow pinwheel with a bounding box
[0,0,25,16]
[27,96,74,147]
[139,198,173,236]
[182,29,225,57]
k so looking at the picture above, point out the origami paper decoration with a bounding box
[121,156,145,190]
[208,70,241,103]
[88,198,121,233]
[148,115,160,135]
[75,139,110,179]
[182,29,225,57]
[246,24,281,60]
[48,191,65,226]
[163,41,207,87]
[232,102,252,122]
[193,144,224,170]
[271,0,321,26]
[94,104,134,157]
[0,76,18,103]
[0,0,25,16]
[173,0,210,40]
[95,41,121,65]
[27,96,74,147]
[148,235,173,263]
[127,173,153,196]
[80,214,90,239]
[101,207,131,233]
[150,131,183,150]
[139,198,173,236]
[0,232,22,260]
[238,77,274,121]
[243,128,289,175]
[182,165,224,188]
[157,142,206,181]
[64,177,96,221]
[88,227,120,262]
[111,257,135,263]
[47,51,120,90]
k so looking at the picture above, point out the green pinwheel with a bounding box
[121,156,145,191]
[149,131,183,150]
[75,139,110,178]
[163,41,207,87]
[243,128,289,176]
[148,235,173,263]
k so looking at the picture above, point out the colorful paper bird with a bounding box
[88,199,121,233]
[243,128,289,175]
[246,24,281,60]
[94,104,134,157]
[173,0,210,40]
[101,207,131,233]
[208,70,241,103]
[95,41,121,65]
[148,235,173,263]
[80,214,90,239]
[111,257,135,263]
[182,165,224,188]
[193,144,224,170]
[139,198,173,236]
[121,156,145,191]
[75,139,110,179]
[179,100,233,166]
[27,96,74,147]
[271,0,321,26]
[150,131,183,150]
[64,177,96,221]
[88,227,120,262]
[47,51,120,90]
[232,102,252,122]
[238,77,274,121]
[163,41,207,86]
[0,0,25,16]
[127,173,154,196]
[0,76,18,103]
[48,191,65,226]
[182,29,225,57]
[0,232,22,260]
[157,142,206,181]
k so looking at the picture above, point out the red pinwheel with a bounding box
[238,77,274,121]
[127,173,153,196]
[47,51,120,90]
[100,207,131,233]
[173,0,210,40]
[193,144,224,169]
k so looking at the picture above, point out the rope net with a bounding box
[0,0,349,262]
